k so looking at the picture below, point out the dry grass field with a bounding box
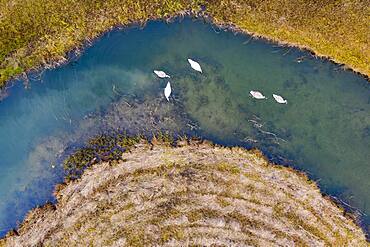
[1,140,367,246]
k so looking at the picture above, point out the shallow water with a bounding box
[0,18,369,236]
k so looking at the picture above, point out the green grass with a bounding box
[0,0,368,88]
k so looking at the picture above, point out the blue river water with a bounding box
[0,18,369,236]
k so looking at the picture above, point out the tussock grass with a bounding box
[0,0,368,88]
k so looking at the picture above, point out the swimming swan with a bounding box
[250,91,266,99]
[164,82,172,101]
[188,59,202,73]
[272,94,287,104]
[154,70,170,78]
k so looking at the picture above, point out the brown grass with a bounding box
[0,0,369,88]
[1,140,367,246]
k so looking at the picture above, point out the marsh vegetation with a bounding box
[1,141,367,246]
[0,12,369,239]
[0,0,368,87]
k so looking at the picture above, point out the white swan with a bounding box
[272,94,287,104]
[154,70,170,78]
[250,91,266,99]
[187,59,202,73]
[164,82,171,101]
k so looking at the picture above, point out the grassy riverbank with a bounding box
[0,0,369,88]
[206,0,369,77]
[1,139,367,246]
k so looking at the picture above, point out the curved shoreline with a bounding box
[0,139,368,246]
[1,12,368,101]
[0,134,368,243]
[0,2,368,242]
[0,1,369,89]
[201,15,369,81]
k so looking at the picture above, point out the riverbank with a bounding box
[0,139,367,246]
[0,0,369,88]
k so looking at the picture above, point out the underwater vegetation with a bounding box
[1,141,368,246]
[63,131,179,181]
[0,12,369,241]
[63,132,141,180]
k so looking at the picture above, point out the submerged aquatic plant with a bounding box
[63,131,141,180]
[63,131,180,181]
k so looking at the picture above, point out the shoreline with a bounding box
[0,3,369,242]
[1,13,369,100]
[0,4,369,90]
[203,16,369,81]
[0,135,368,241]
[0,16,369,238]
[0,139,368,245]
